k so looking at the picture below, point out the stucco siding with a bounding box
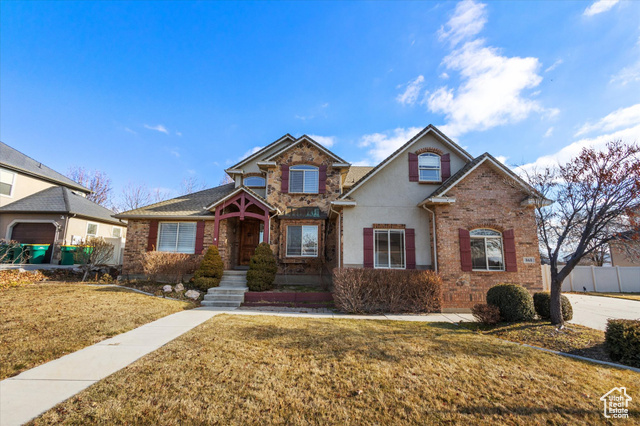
[0,171,56,206]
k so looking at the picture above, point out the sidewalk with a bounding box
[0,307,472,426]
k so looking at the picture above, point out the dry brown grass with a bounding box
[0,282,193,379]
[32,315,640,425]
[579,292,640,302]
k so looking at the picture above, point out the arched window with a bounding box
[289,165,319,193]
[470,229,504,271]
[244,176,266,188]
[418,153,441,182]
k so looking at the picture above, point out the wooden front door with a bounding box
[239,220,261,265]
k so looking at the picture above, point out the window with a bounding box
[86,222,98,236]
[470,229,504,271]
[157,222,197,254]
[374,229,405,269]
[418,153,440,182]
[289,165,319,193]
[244,176,266,187]
[0,168,15,196]
[286,225,318,257]
[112,227,122,238]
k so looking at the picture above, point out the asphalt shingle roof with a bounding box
[343,166,374,187]
[114,183,236,218]
[0,186,123,225]
[0,141,90,192]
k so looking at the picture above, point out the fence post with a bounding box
[591,265,597,292]
[569,270,574,292]
[616,266,623,293]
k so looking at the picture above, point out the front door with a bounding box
[239,220,261,265]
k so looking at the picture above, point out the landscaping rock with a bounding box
[163,285,173,293]
[175,283,184,292]
[185,290,200,300]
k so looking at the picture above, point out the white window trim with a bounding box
[289,165,319,194]
[418,153,441,183]
[286,225,319,257]
[156,222,197,254]
[0,167,16,198]
[470,229,505,272]
[374,229,406,270]
[86,222,99,237]
[112,226,122,238]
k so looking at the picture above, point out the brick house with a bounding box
[116,125,546,310]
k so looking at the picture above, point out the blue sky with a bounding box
[2,0,639,204]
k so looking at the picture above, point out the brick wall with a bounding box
[122,220,150,275]
[434,162,543,311]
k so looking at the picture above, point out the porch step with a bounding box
[200,271,248,307]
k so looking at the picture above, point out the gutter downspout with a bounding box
[329,205,341,269]
[422,205,438,274]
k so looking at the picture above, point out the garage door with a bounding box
[10,223,56,263]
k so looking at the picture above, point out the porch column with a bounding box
[263,211,270,244]
[213,208,220,246]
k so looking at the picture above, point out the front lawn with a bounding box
[0,283,193,379]
[32,315,639,424]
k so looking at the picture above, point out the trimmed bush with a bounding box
[193,246,224,290]
[246,243,278,291]
[486,284,535,322]
[332,268,442,314]
[605,319,640,368]
[533,292,573,321]
[471,303,501,325]
[142,251,201,283]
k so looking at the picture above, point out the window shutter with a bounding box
[281,164,289,193]
[441,154,451,180]
[147,220,159,251]
[319,165,327,193]
[503,229,518,272]
[405,228,416,269]
[195,221,205,254]
[459,228,472,271]
[409,153,419,182]
[363,228,374,268]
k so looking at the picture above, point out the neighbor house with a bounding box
[116,125,546,310]
[0,141,126,264]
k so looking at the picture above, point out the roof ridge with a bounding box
[61,186,71,211]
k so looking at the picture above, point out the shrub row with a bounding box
[605,319,640,368]
[141,251,202,284]
[332,268,442,314]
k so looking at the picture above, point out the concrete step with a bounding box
[224,270,248,276]
[203,294,245,302]
[218,283,247,289]
[208,287,248,295]
[219,278,248,284]
[200,300,242,308]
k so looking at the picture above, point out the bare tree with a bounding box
[119,182,152,212]
[75,237,115,281]
[523,141,640,326]
[67,167,113,206]
[179,177,207,195]
[220,174,234,185]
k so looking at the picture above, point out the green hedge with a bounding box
[246,243,277,291]
[533,292,573,321]
[486,284,535,322]
[193,246,224,291]
[605,319,640,368]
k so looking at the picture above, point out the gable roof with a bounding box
[0,141,90,193]
[205,185,277,211]
[339,124,474,199]
[114,183,236,219]
[343,166,374,188]
[226,134,296,172]
[0,186,123,225]
[265,135,349,163]
[418,153,545,206]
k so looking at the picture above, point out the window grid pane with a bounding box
[289,171,304,193]
[244,176,265,187]
[374,229,405,269]
[303,170,319,193]
[375,231,389,268]
[302,226,318,256]
[176,223,196,254]
[470,229,504,271]
[286,226,302,256]
[158,223,178,252]
[470,239,486,270]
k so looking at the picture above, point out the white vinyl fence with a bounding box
[541,265,640,293]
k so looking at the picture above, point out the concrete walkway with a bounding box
[0,307,472,426]
[565,293,640,331]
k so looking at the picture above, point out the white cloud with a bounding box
[610,60,640,86]
[169,149,180,158]
[308,135,336,148]
[544,127,554,138]
[426,39,545,137]
[396,75,425,106]
[545,59,563,73]
[438,0,487,47]
[144,124,169,134]
[575,103,640,136]
[439,72,450,80]
[124,127,137,135]
[358,127,422,164]
[238,146,263,162]
[495,155,508,165]
[583,0,620,16]
[176,131,182,137]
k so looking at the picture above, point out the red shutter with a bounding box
[503,229,517,272]
[319,165,327,193]
[195,221,206,254]
[363,228,374,268]
[409,153,419,182]
[147,220,159,251]
[405,228,416,269]
[281,164,289,193]
[459,228,472,271]
[441,153,451,180]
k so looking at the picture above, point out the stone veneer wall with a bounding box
[434,162,543,311]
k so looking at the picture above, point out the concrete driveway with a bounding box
[565,293,640,331]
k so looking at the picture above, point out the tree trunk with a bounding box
[549,279,564,327]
